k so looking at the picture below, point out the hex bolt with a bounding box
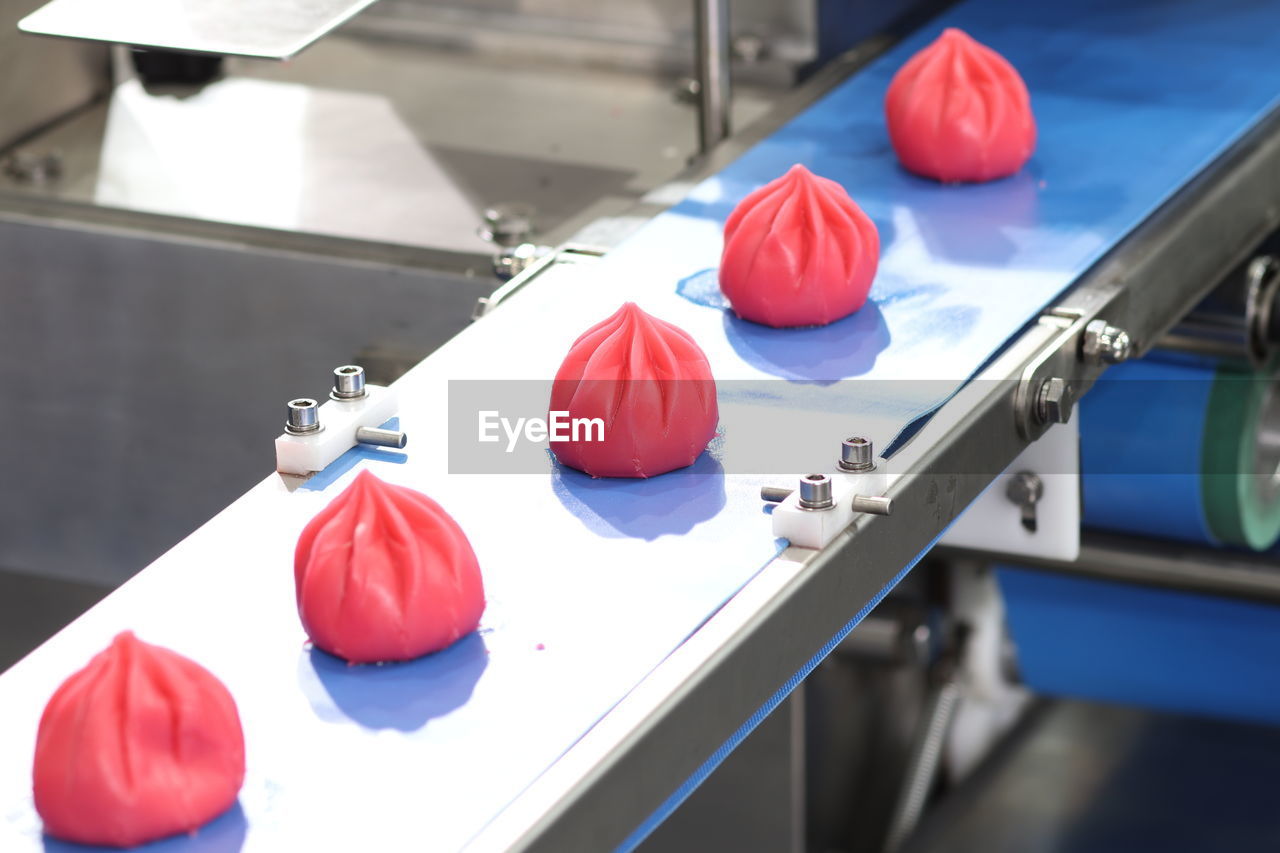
[355,426,408,449]
[798,473,834,510]
[1081,319,1132,364]
[839,436,876,472]
[285,398,322,435]
[330,365,367,401]
[852,495,893,516]
[1035,377,1077,425]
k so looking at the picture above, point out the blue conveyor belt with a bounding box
[998,567,1280,726]
[8,0,1280,849]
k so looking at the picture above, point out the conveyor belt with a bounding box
[7,0,1280,849]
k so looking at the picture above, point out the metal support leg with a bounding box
[789,685,807,853]
[694,0,731,153]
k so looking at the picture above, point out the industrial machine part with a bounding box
[1162,254,1280,368]
[1080,358,1280,550]
[0,0,107,148]
[20,0,382,59]
[839,436,876,472]
[0,212,487,586]
[998,567,1280,726]
[275,374,401,475]
[1004,472,1043,533]
[694,0,732,153]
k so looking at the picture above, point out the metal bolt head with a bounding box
[480,203,535,247]
[798,473,834,510]
[285,398,321,435]
[2,149,63,184]
[731,33,768,64]
[1082,319,1132,364]
[1036,377,1076,425]
[1005,471,1044,506]
[493,242,549,281]
[674,77,701,104]
[839,436,875,471]
[331,364,367,400]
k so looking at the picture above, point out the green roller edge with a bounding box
[1200,367,1280,550]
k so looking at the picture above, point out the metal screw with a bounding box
[674,76,701,104]
[355,426,408,449]
[1006,471,1044,532]
[798,473,834,510]
[839,436,876,472]
[493,242,550,281]
[480,203,535,247]
[731,33,768,63]
[330,365,367,401]
[2,149,63,184]
[1035,377,1076,425]
[285,398,322,435]
[852,495,893,516]
[1081,319,1132,364]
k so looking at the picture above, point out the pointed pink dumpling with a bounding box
[549,302,718,478]
[33,632,245,848]
[719,164,880,328]
[294,470,485,663]
[885,28,1036,183]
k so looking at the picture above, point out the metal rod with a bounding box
[355,426,408,449]
[851,495,894,517]
[942,530,1280,605]
[694,0,731,154]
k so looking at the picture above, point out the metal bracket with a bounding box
[471,244,606,321]
[1013,305,1135,441]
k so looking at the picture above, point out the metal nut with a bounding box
[1035,377,1076,425]
[1081,319,1132,364]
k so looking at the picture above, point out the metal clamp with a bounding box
[1015,309,1129,441]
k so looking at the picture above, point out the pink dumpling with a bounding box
[719,164,880,328]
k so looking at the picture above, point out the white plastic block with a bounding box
[940,414,1080,561]
[274,384,400,475]
[771,468,893,550]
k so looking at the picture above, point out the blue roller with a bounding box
[1080,358,1217,544]
[1080,358,1280,550]
[998,567,1280,726]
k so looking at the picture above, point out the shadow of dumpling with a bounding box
[43,801,248,853]
[551,451,726,540]
[722,300,891,385]
[298,631,489,732]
